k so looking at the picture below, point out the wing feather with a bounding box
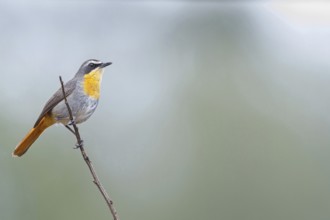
[33,79,77,127]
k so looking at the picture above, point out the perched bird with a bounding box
[13,59,112,157]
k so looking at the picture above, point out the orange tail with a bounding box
[13,116,55,157]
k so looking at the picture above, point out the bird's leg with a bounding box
[65,124,83,149]
[65,125,76,135]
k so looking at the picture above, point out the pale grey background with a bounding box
[1,1,330,220]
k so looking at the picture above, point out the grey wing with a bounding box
[33,79,77,127]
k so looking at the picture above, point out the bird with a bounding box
[12,59,112,157]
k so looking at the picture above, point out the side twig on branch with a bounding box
[59,76,120,220]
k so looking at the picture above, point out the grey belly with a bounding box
[52,97,99,125]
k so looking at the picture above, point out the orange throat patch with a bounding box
[83,68,103,99]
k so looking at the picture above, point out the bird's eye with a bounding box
[89,63,96,68]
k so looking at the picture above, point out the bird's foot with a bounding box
[68,119,76,126]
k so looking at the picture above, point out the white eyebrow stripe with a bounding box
[89,60,102,64]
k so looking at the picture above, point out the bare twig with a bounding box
[59,76,120,220]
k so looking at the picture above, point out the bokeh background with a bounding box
[1,1,330,220]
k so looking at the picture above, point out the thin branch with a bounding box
[65,125,76,135]
[59,76,120,220]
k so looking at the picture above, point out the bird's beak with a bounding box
[100,62,112,68]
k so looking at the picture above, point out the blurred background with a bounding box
[1,1,330,220]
